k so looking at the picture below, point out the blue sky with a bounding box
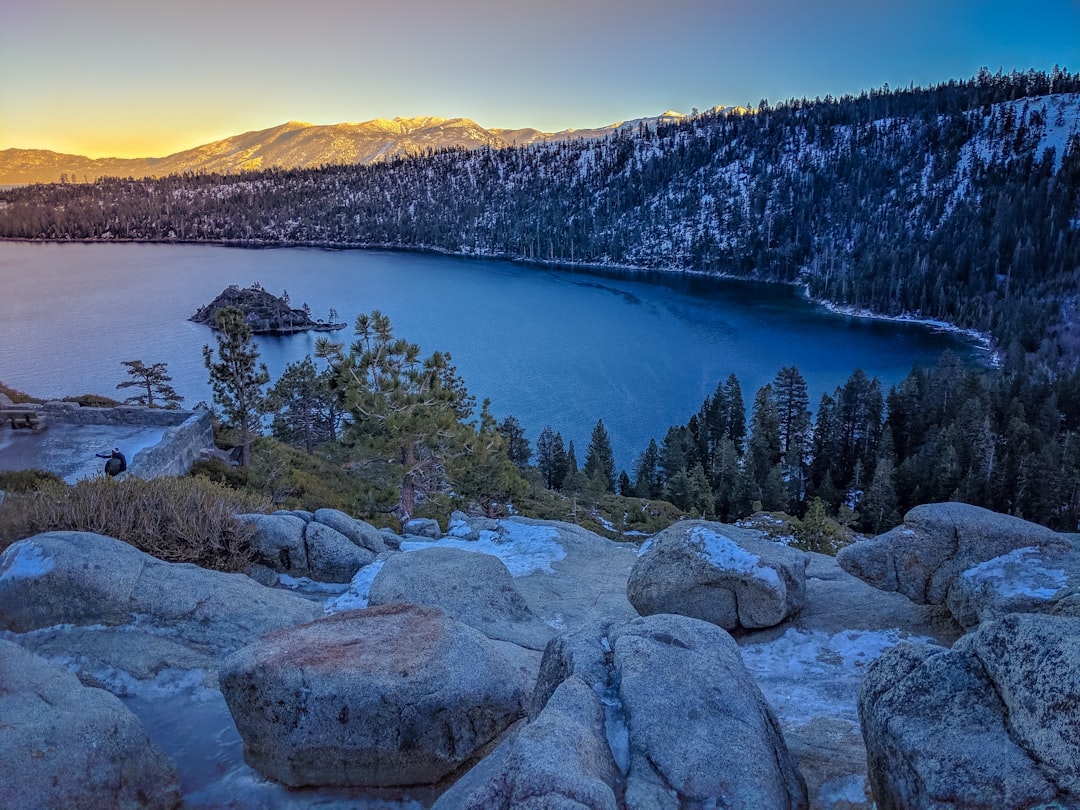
[1,0,1078,157]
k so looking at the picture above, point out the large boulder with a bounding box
[303,520,376,583]
[367,546,553,650]
[945,543,1079,628]
[0,639,182,809]
[238,512,375,581]
[627,520,808,630]
[313,508,387,554]
[0,532,321,652]
[445,614,807,809]
[858,613,1080,808]
[837,502,1070,609]
[219,604,536,788]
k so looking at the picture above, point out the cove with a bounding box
[0,242,984,471]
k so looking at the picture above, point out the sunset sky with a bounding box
[2,0,1078,158]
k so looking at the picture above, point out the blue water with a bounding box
[0,242,983,470]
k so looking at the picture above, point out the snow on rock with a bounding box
[0,541,53,581]
[400,519,566,576]
[325,559,385,614]
[961,547,1068,600]
[691,525,782,588]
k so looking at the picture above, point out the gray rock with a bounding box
[273,508,313,522]
[313,507,387,554]
[447,512,501,541]
[613,614,807,808]
[220,604,536,788]
[434,676,620,810]
[858,613,1080,808]
[462,615,807,809]
[404,516,442,539]
[238,512,310,576]
[837,502,1069,606]
[627,519,808,630]
[304,520,376,582]
[946,543,1079,627]
[368,546,553,650]
[0,639,181,809]
[0,532,320,653]
[380,527,403,550]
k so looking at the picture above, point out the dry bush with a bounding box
[0,476,269,572]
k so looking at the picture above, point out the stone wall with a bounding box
[129,411,215,478]
[38,403,215,479]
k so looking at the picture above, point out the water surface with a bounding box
[0,242,982,470]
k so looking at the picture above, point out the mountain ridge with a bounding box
[0,110,724,185]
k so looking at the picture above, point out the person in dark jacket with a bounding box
[96,448,127,477]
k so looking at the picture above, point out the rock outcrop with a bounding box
[0,532,321,649]
[0,639,182,809]
[438,613,808,808]
[859,613,1080,808]
[238,510,378,582]
[837,502,1076,626]
[220,604,537,788]
[367,546,554,650]
[628,520,809,630]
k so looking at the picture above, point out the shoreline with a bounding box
[0,236,998,358]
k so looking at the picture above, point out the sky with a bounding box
[2,0,1078,158]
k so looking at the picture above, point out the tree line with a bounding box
[3,68,1079,366]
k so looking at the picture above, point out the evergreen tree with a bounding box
[497,415,532,469]
[266,355,339,454]
[116,359,183,409]
[323,310,474,522]
[536,426,569,489]
[749,384,781,494]
[634,439,663,499]
[203,306,269,467]
[617,470,634,496]
[583,419,616,493]
[450,400,528,516]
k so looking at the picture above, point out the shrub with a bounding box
[0,469,66,492]
[62,393,121,408]
[0,475,268,571]
[0,381,37,404]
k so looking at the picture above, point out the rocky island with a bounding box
[190,283,346,334]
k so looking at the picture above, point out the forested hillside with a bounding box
[2,68,1079,363]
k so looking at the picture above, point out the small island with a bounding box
[190,283,347,334]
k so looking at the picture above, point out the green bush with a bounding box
[0,381,37,404]
[0,475,268,571]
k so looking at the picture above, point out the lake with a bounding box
[0,242,984,471]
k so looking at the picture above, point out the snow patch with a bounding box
[325,560,385,614]
[689,526,781,588]
[739,627,937,728]
[399,520,565,576]
[961,547,1068,600]
[277,575,350,594]
[0,542,54,581]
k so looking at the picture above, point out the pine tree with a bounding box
[634,439,663,498]
[450,400,528,517]
[497,415,532,469]
[203,306,269,467]
[116,359,183,409]
[322,310,474,522]
[266,355,339,454]
[583,419,616,493]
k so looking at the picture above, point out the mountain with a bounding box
[3,70,1078,363]
[0,111,706,185]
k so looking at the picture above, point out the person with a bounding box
[96,448,127,477]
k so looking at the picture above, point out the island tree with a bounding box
[203,306,269,467]
[116,359,183,409]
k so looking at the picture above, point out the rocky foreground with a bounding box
[0,503,1077,808]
